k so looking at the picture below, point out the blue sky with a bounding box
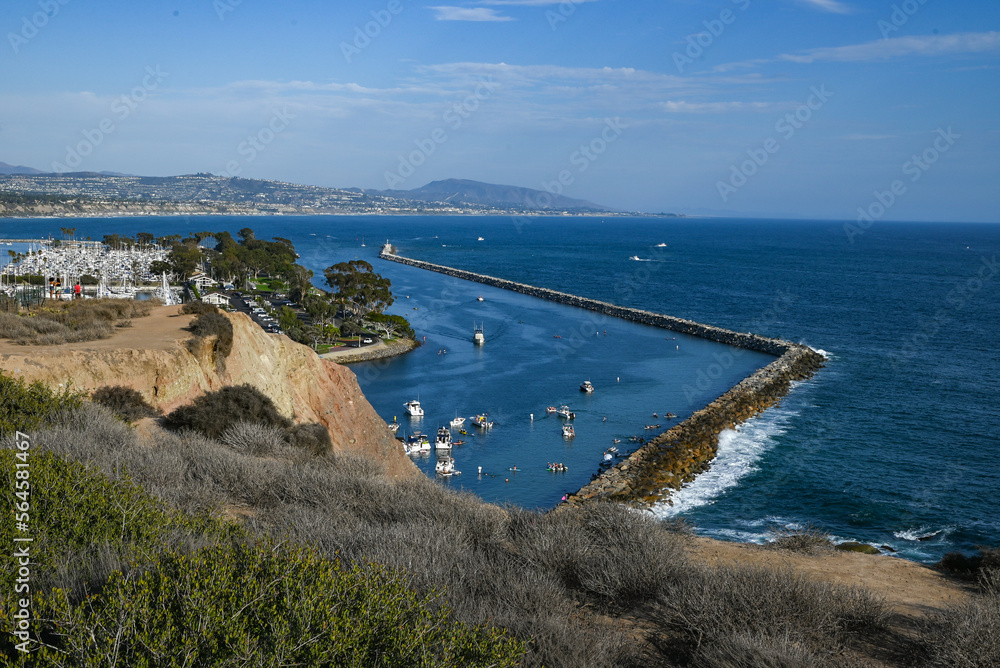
[1,0,998,221]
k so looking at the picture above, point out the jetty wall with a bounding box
[324,338,418,365]
[379,251,825,508]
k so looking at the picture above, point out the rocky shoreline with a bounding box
[321,338,418,364]
[380,250,826,508]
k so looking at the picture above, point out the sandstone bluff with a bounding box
[0,305,415,478]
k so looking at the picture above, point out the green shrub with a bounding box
[766,526,833,553]
[0,372,84,436]
[164,385,290,440]
[18,542,525,667]
[180,301,218,315]
[91,385,161,422]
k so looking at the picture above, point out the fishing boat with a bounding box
[435,456,460,476]
[562,423,575,438]
[435,426,453,449]
[580,380,594,393]
[556,405,575,420]
[450,415,466,427]
[473,322,485,345]
[403,399,424,416]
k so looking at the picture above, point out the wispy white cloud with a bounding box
[792,0,853,14]
[660,100,777,113]
[782,31,1000,63]
[716,31,1000,70]
[428,6,514,21]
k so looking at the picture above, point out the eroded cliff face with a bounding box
[0,306,415,477]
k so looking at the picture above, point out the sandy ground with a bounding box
[0,304,193,356]
[685,536,971,620]
[319,340,389,360]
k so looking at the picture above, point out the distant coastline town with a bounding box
[0,169,684,219]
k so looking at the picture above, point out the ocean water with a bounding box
[3,215,997,562]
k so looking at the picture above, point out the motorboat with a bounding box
[403,399,424,416]
[580,380,594,393]
[545,406,557,414]
[450,416,466,427]
[435,426,453,449]
[404,432,431,455]
[470,413,490,428]
[436,456,460,476]
[477,237,485,241]
[556,406,575,420]
[388,422,400,433]
[628,255,641,261]
[473,323,485,345]
[562,424,575,438]
[476,295,484,302]
[655,243,668,247]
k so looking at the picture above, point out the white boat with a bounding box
[473,323,485,346]
[405,432,431,455]
[556,405,575,420]
[580,380,594,393]
[477,236,485,241]
[628,255,641,261]
[471,414,494,430]
[436,456,461,476]
[360,237,366,247]
[655,243,668,247]
[562,424,575,438]
[388,422,400,433]
[404,399,424,416]
[450,416,466,427]
[435,426,453,449]
[476,295,484,302]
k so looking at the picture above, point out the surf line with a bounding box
[379,248,826,509]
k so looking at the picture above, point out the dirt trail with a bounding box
[686,536,971,619]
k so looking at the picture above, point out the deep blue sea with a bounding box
[3,215,998,563]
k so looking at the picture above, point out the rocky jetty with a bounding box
[381,250,826,507]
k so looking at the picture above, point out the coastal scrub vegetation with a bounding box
[0,372,83,436]
[0,297,155,345]
[164,384,290,439]
[185,309,234,368]
[91,385,161,422]
[4,390,998,666]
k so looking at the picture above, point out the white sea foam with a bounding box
[894,527,946,542]
[651,405,798,519]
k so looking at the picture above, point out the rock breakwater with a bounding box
[381,250,826,507]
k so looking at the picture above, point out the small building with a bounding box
[201,291,230,306]
[189,272,215,291]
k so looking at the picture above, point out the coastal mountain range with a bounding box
[0,163,633,216]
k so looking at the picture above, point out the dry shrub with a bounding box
[287,422,333,454]
[767,526,834,554]
[186,311,233,362]
[91,385,161,422]
[164,385,290,440]
[221,421,288,456]
[0,298,152,345]
[921,572,1000,668]
[180,301,218,315]
[651,562,891,663]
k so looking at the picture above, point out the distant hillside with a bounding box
[368,178,615,212]
[0,161,44,175]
